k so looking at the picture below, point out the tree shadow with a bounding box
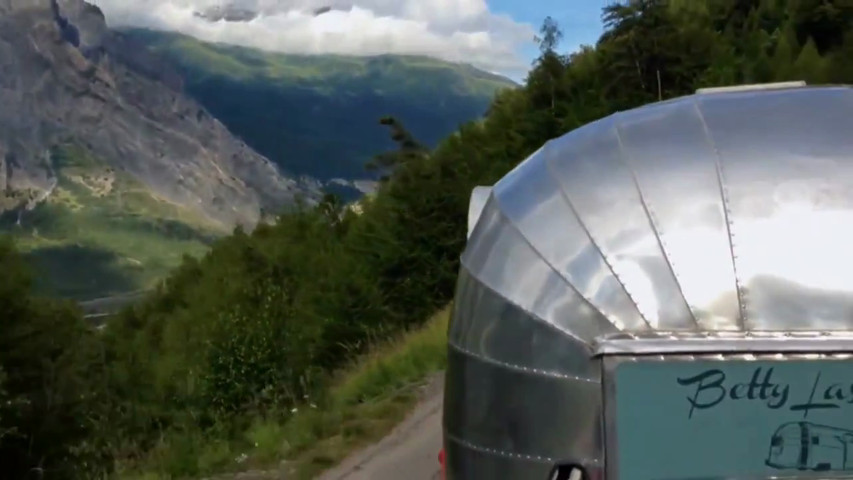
[22,245,138,300]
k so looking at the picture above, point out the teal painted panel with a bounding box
[614,359,853,480]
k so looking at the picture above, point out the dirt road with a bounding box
[316,373,445,480]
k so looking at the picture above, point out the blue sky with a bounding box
[489,0,607,70]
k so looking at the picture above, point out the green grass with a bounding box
[119,305,451,480]
[2,144,224,299]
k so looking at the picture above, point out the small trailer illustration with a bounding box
[766,421,853,472]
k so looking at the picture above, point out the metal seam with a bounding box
[447,340,599,383]
[456,261,600,348]
[609,352,853,361]
[443,432,558,464]
[611,111,699,329]
[540,136,651,331]
[692,97,747,330]
[489,182,628,335]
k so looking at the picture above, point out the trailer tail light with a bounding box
[439,448,446,480]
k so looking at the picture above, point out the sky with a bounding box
[489,0,607,77]
[90,0,608,82]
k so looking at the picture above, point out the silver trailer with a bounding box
[443,82,853,480]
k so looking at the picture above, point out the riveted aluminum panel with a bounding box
[443,347,603,480]
[446,85,853,480]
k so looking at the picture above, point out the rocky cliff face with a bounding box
[0,0,318,228]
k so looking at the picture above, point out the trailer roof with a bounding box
[461,84,853,345]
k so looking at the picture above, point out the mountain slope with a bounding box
[1,144,219,299]
[122,28,518,184]
[0,0,318,298]
[1,1,316,228]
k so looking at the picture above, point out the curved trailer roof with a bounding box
[462,81,853,340]
[446,82,853,479]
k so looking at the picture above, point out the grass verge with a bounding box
[120,305,451,479]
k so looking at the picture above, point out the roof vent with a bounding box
[696,81,806,95]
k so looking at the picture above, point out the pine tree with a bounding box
[771,21,799,80]
[366,116,429,182]
[794,36,827,83]
[527,16,568,138]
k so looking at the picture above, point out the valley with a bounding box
[2,144,219,299]
[0,0,514,299]
[122,28,516,185]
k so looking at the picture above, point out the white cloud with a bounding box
[90,0,535,77]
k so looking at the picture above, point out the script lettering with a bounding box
[676,367,791,418]
[677,369,725,418]
[788,372,839,416]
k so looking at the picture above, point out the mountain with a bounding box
[0,0,318,299]
[121,29,517,188]
[0,0,513,299]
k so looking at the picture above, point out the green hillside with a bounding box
[121,28,517,182]
[0,144,222,300]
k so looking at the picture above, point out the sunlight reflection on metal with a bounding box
[444,85,853,479]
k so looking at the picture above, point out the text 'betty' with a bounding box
[676,367,853,419]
